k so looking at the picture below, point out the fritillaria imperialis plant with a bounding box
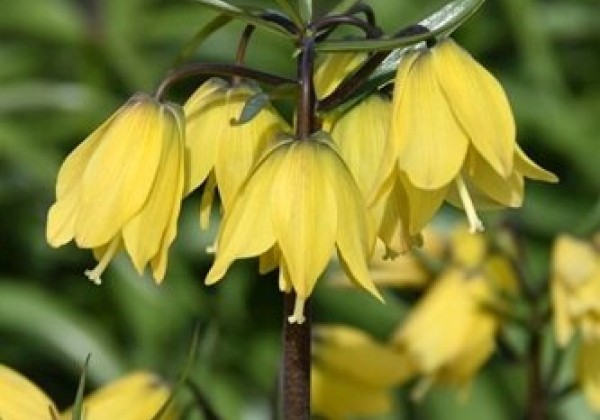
[44,0,557,417]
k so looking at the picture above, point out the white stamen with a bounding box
[455,175,484,233]
[84,239,119,285]
[287,295,306,324]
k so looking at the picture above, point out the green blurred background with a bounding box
[0,0,598,418]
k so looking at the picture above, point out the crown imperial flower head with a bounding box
[205,133,382,324]
[46,93,185,283]
[184,78,289,228]
[389,38,557,235]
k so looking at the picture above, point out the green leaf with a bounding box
[71,354,91,420]
[231,92,271,125]
[299,0,312,23]
[0,282,125,383]
[316,0,486,52]
[271,0,303,26]
[193,0,294,38]
[152,326,203,420]
[172,14,233,68]
[328,0,362,16]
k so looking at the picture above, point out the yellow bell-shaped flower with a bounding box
[311,325,412,420]
[46,93,185,283]
[393,257,517,399]
[389,38,557,234]
[331,94,417,254]
[184,78,289,228]
[205,133,382,324]
[313,52,366,100]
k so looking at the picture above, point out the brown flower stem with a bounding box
[296,37,317,139]
[154,63,297,101]
[282,292,312,420]
[232,25,256,85]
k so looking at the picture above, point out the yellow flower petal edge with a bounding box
[46,94,185,284]
[0,364,59,420]
[205,133,381,324]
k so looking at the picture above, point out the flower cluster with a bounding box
[46,38,555,324]
[312,224,520,418]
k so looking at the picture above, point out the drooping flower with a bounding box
[550,234,600,410]
[0,365,176,420]
[46,93,185,283]
[331,94,417,255]
[388,38,557,235]
[392,225,518,399]
[312,325,412,420]
[184,78,289,228]
[392,267,509,399]
[205,132,382,323]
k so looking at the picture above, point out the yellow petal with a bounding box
[123,104,185,278]
[204,142,286,285]
[314,325,414,388]
[46,189,79,247]
[432,39,515,177]
[183,78,227,194]
[312,366,393,420]
[515,145,558,183]
[551,275,574,346]
[75,94,164,248]
[0,364,58,420]
[466,151,524,208]
[258,246,280,275]
[61,372,175,420]
[318,139,382,301]
[553,235,597,286]
[401,174,448,235]
[450,224,487,268]
[393,49,469,190]
[330,95,392,198]
[270,141,337,298]
[373,172,414,254]
[199,171,217,230]
[314,52,366,99]
[214,86,286,209]
[577,339,600,411]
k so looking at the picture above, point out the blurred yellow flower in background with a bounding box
[205,133,382,324]
[392,225,518,399]
[184,78,289,229]
[551,233,600,410]
[388,38,557,235]
[311,325,412,419]
[46,93,185,283]
[313,52,366,100]
[0,365,176,420]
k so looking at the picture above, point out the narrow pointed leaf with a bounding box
[71,354,91,420]
[172,14,232,67]
[316,0,485,53]
[192,0,294,38]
